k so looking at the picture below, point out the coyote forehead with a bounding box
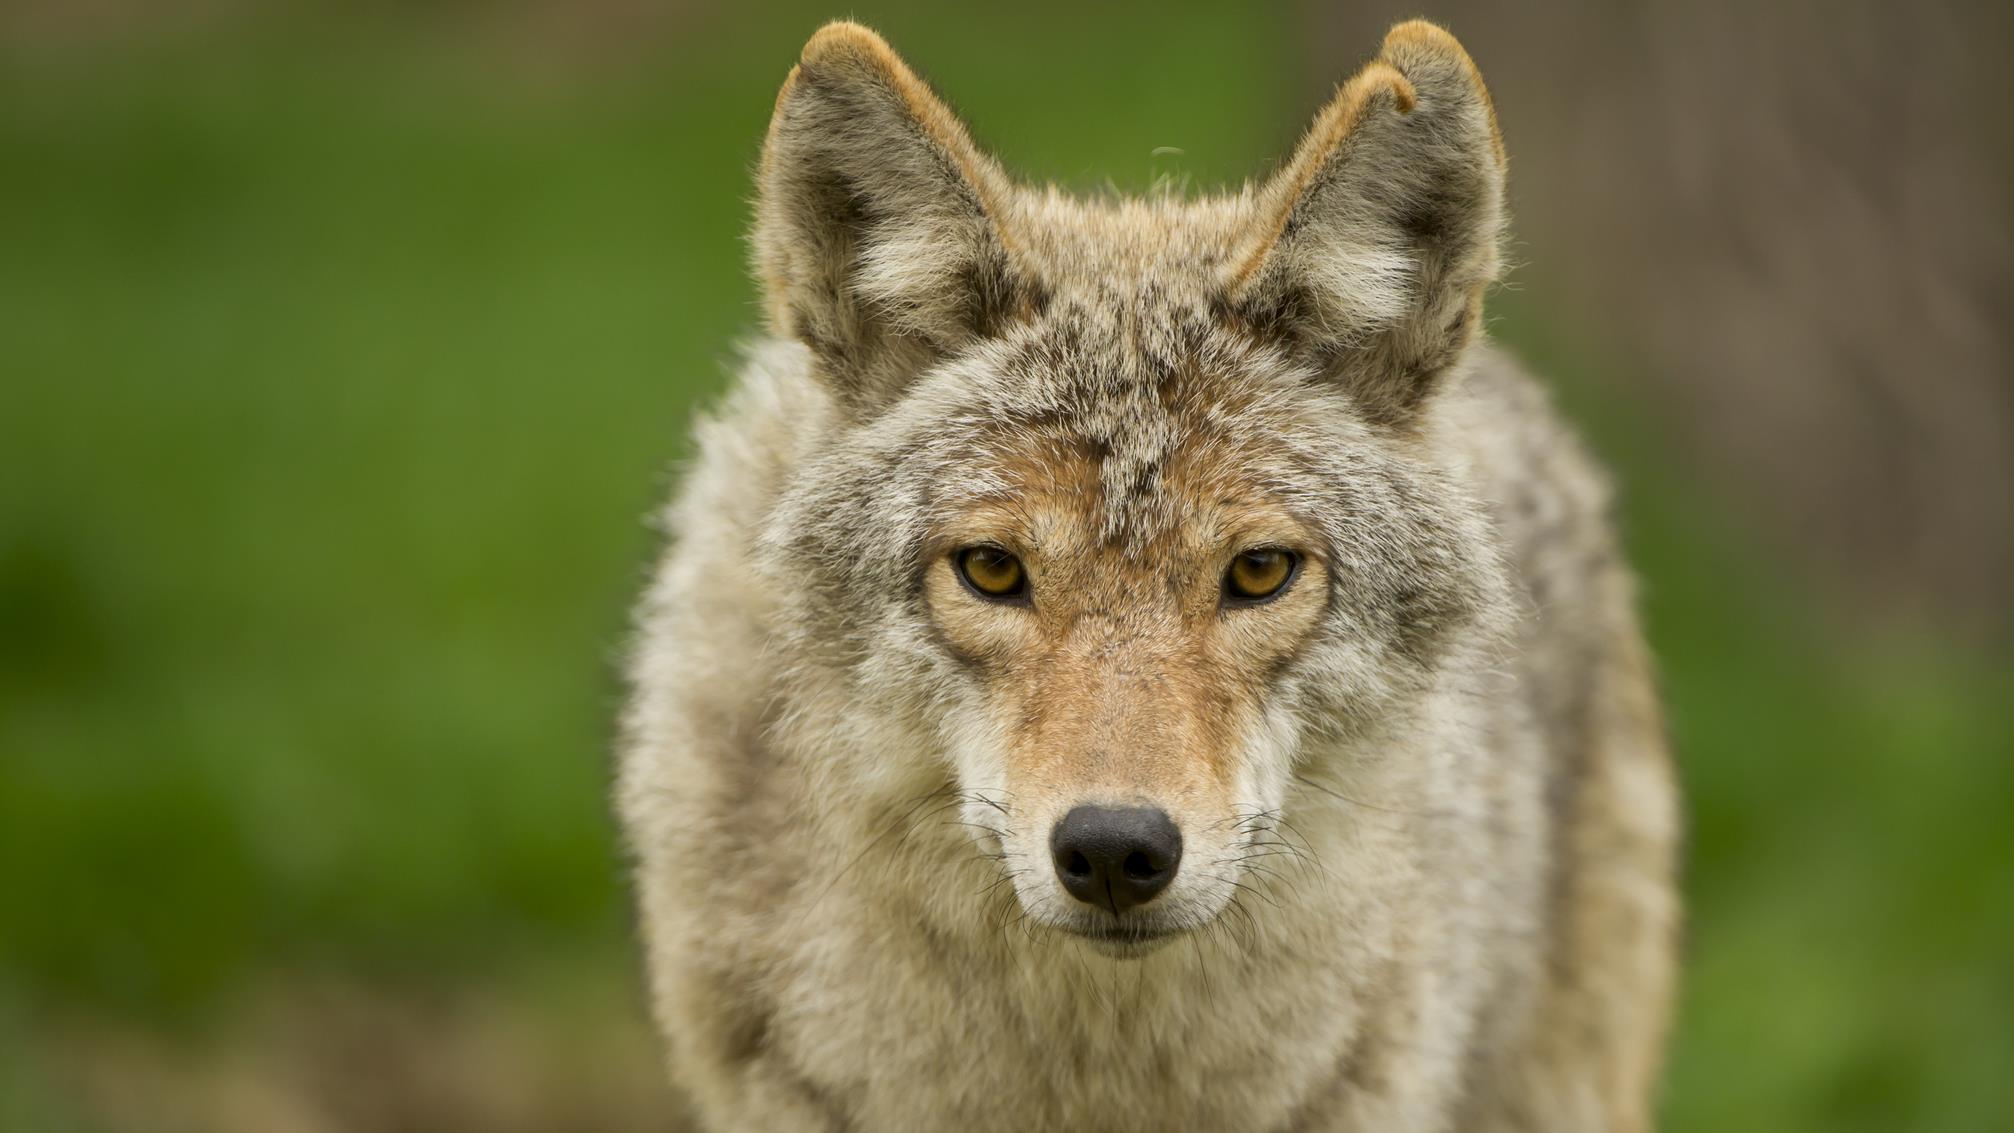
[769,310,1500,714]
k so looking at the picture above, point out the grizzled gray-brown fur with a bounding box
[618,18,1679,1132]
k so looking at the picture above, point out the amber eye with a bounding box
[955,546,1028,601]
[1224,548,1298,604]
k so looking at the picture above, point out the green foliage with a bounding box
[2,3,2007,1126]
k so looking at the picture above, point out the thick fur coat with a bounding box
[617,20,1679,1132]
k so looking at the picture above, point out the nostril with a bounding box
[1049,804,1183,913]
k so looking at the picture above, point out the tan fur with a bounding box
[619,20,1678,1132]
[1227,58,1417,291]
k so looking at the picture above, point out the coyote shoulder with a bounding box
[618,19,1679,1132]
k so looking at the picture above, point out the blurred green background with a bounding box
[3,2,2009,1129]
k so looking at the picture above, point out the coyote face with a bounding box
[769,300,1500,951]
[752,22,1510,952]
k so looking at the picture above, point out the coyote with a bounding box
[618,19,1678,1132]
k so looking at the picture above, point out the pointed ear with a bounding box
[1222,20,1507,425]
[754,22,1029,411]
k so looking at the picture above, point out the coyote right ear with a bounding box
[754,22,1030,412]
[1222,21,1507,425]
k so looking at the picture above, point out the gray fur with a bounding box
[619,20,1678,1132]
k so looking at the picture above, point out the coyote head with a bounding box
[754,21,1510,953]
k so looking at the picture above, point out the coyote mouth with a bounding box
[1067,921,1183,958]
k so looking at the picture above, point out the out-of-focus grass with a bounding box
[2,3,2008,1129]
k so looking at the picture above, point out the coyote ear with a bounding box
[755,22,1027,411]
[1222,21,1506,425]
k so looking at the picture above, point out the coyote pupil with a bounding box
[619,19,1679,1132]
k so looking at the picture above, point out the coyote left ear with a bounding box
[1223,21,1506,425]
[755,22,1028,413]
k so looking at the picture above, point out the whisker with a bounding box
[1293,773,1443,818]
[792,786,963,930]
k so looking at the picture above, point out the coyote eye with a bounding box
[1224,548,1298,605]
[955,546,1028,602]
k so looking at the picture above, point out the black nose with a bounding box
[1049,805,1182,912]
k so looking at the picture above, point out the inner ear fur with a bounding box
[1222,20,1507,425]
[754,22,1028,411]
